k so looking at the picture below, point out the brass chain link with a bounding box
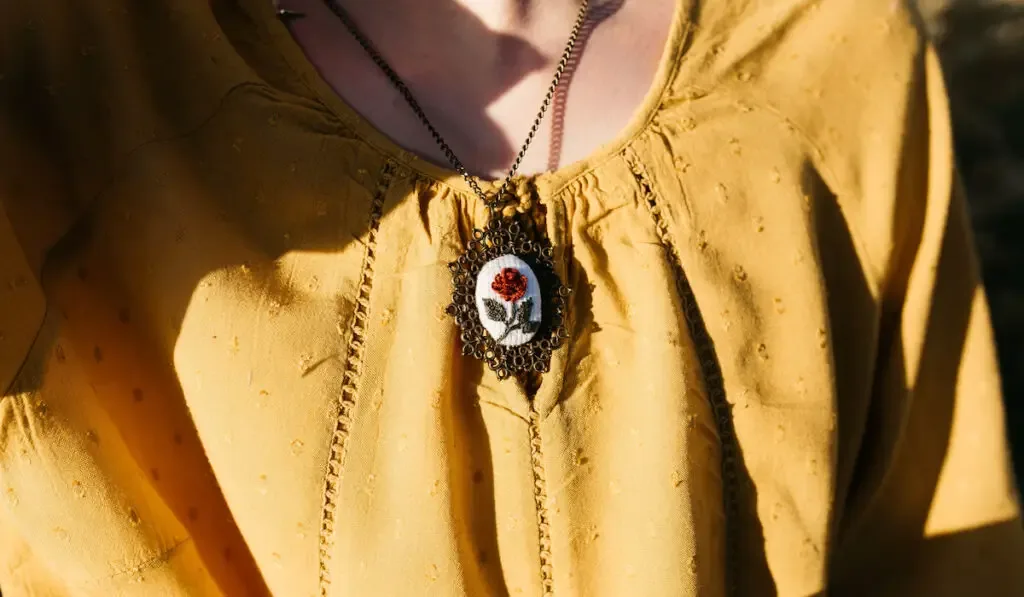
[321,0,590,210]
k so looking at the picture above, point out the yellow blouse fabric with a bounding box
[2,0,1023,595]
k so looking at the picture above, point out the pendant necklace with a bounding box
[292,0,588,381]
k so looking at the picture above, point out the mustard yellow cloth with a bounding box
[2,0,1023,595]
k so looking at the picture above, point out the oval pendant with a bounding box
[475,255,542,347]
[446,215,570,380]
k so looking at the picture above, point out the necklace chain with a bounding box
[320,0,590,210]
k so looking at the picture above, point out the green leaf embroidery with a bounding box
[522,320,541,335]
[483,298,507,322]
[516,298,533,325]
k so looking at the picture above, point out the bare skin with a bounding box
[279,0,676,178]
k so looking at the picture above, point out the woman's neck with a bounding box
[453,0,527,28]
[331,0,583,38]
[280,0,675,177]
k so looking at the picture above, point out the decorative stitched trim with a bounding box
[317,160,396,597]
[528,403,556,597]
[626,150,739,597]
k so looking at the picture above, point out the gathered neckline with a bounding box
[243,0,695,199]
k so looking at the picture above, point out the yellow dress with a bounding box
[2,0,1022,595]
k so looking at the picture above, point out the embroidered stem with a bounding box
[496,322,521,344]
[484,297,540,343]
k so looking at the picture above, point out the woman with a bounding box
[1,0,1021,595]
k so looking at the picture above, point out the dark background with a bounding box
[920,0,1024,486]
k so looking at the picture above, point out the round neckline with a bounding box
[246,0,693,198]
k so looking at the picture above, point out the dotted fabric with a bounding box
[1,0,1022,596]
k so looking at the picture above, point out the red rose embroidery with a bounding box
[491,268,528,302]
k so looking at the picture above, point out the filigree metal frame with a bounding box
[447,215,570,380]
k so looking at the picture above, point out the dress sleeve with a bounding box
[0,7,78,593]
[0,207,47,397]
[1,2,271,593]
[0,4,210,594]
[0,4,95,592]
[828,42,1024,596]
[0,0,91,396]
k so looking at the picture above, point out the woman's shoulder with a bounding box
[651,0,941,293]
[667,0,928,103]
[0,2,292,400]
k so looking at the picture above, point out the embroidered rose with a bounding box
[491,268,528,302]
[481,266,540,344]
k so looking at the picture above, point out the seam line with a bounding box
[316,159,396,597]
